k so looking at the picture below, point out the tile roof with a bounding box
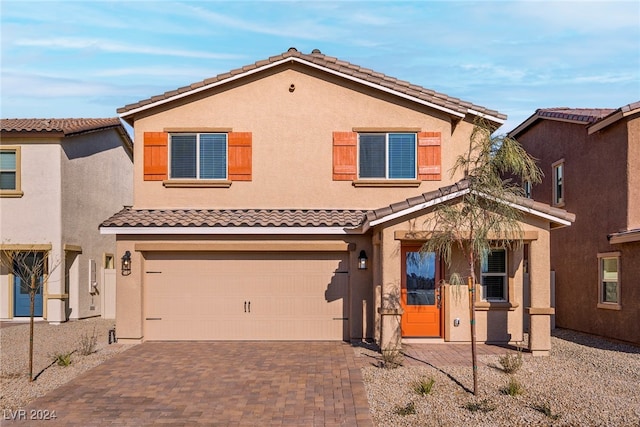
[100,208,367,229]
[117,47,506,123]
[535,108,615,123]
[364,180,575,228]
[100,181,574,232]
[1,118,124,136]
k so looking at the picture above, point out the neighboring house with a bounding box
[1,118,133,323]
[100,48,573,355]
[509,102,640,345]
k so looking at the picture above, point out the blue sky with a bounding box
[1,0,638,133]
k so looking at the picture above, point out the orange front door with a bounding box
[400,246,441,337]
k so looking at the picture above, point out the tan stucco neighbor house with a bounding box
[100,48,573,355]
[1,118,133,323]
[510,102,640,345]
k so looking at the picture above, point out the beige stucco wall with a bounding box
[131,64,475,210]
[0,141,64,321]
[61,130,133,320]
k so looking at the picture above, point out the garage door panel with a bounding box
[143,252,348,341]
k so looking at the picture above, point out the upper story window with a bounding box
[597,252,621,310]
[170,133,227,180]
[359,133,416,179]
[481,249,507,301]
[0,147,23,198]
[552,159,564,206]
[332,131,441,185]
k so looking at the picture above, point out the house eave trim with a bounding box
[609,230,640,244]
[368,189,470,227]
[119,57,502,124]
[99,226,361,235]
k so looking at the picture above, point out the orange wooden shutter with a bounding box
[418,131,441,181]
[228,132,252,181]
[143,132,168,181]
[333,132,357,181]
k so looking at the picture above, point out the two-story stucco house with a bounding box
[100,48,573,355]
[1,118,133,323]
[510,102,640,345]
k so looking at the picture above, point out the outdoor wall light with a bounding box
[121,251,131,276]
[358,250,368,270]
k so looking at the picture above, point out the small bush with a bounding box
[412,377,435,396]
[531,402,561,420]
[78,327,98,356]
[53,352,72,367]
[501,376,524,396]
[498,351,523,374]
[380,348,403,369]
[394,401,416,416]
[464,399,496,413]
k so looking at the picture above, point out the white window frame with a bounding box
[357,133,417,180]
[168,133,228,180]
[597,252,621,310]
[552,159,564,207]
[480,248,508,301]
[0,146,23,198]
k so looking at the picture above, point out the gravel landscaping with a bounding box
[1,319,639,426]
[360,330,640,426]
[0,318,134,411]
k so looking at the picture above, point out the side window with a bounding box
[523,180,532,198]
[0,147,22,197]
[358,133,416,179]
[170,133,227,180]
[552,159,564,206]
[481,249,507,301]
[598,253,620,309]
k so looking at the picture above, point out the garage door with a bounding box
[143,251,349,341]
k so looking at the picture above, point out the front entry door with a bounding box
[400,246,441,337]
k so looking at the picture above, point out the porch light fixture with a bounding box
[358,250,368,270]
[121,251,131,276]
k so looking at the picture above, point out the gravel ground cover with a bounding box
[1,320,638,426]
[360,329,640,426]
[1,318,134,411]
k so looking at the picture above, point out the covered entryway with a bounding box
[143,251,349,341]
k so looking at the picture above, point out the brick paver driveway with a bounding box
[7,342,373,426]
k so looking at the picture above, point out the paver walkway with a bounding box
[4,342,373,426]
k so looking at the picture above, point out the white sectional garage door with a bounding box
[143,251,349,341]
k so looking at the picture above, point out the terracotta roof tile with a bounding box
[366,179,575,226]
[536,108,615,123]
[117,48,506,122]
[100,208,367,229]
[1,118,123,136]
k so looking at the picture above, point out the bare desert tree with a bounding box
[0,247,59,381]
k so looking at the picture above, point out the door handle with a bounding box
[244,301,247,313]
[248,301,251,313]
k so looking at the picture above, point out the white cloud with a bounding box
[13,37,243,60]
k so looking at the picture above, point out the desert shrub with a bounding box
[412,377,435,396]
[501,376,524,396]
[498,351,523,374]
[394,401,416,416]
[380,348,403,369]
[78,327,98,356]
[464,398,496,413]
